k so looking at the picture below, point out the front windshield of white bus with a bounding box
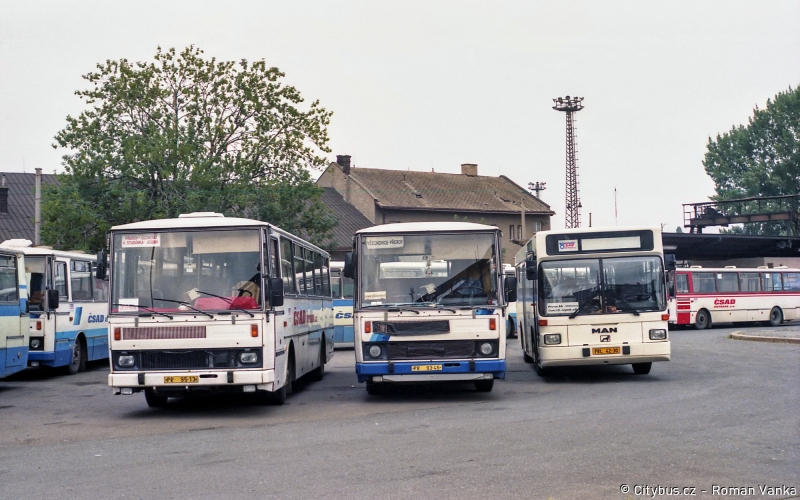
[111,229,263,313]
[539,256,665,317]
[359,232,498,307]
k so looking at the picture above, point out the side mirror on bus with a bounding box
[268,277,284,307]
[525,256,538,281]
[96,250,108,280]
[665,254,677,271]
[504,275,517,303]
[47,289,60,310]
[343,252,355,279]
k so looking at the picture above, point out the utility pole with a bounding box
[553,96,584,228]
[528,181,547,199]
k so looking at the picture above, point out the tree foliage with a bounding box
[702,85,799,235]
[44,46,338,251]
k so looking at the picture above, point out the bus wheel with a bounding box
[632,362,652,375]
[66,335,86,375]
[365,380,382,395]
[523,350,534,363]
[768,307,783,327]
[266,386,286,405]
[310,341,325,381]
[144,388,168,408]
[694,309,710,330]
[475,379,494,392]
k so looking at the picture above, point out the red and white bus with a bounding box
[669,267,800,329]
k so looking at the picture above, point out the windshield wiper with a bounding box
[387,306,420,314]
[610,293,640,316]
[192,289,255,318]
[568,300,596,319]
[153,298,213,318]
[111,303,173,320]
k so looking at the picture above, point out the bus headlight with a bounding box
[543,334,561,345]
[649,329,667,340]
[117,355,136,367]
[368,345,382,359]
[29,337,43,350]
[239,352,258,364]
[478,342,494,356]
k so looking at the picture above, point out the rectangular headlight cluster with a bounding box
[543,334,561,345]
[649,329,667,340]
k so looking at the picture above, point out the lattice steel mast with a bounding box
[553,96,584,228]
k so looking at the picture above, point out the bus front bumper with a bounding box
[109,369,276,394]
[356,359,505,383]
[539,342,670,368]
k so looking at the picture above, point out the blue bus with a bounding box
[0,247,29,379]
[331,261,355,348]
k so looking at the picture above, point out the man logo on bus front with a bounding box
[600,335,610,342]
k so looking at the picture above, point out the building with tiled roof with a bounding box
[319,187,374,260]
[0,172,58,243]
[316,156,553,264]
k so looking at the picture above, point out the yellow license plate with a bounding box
[163,376,199,384]
[411,364,443,372]
[592,347,621,355]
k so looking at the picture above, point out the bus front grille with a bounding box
[386,341,475,360]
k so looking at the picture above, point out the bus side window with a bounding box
[783,272,799,291]
[692,272,715,293]
[716,273,739,293]
[71,260,93,301]
[739,272,760,292]
[321,257,331,297]
[675,274,689,294]
[54,261,68,299]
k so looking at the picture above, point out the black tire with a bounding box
[310,341,325,382]
[694,309,710,330]
[475,379,494,392]
[522,350,534,363]
[266,385,286,405]
[66,335,86,375]
[365,380,381,395]
[768,307,783,327]
[144,388,168,408]
[533,335,551,377]
[284,353,295,396]
[632,362,652,375]
[506,319,516,339]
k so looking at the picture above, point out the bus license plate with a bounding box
[592,347,620,355]
[163,376,199,384]
[411,364,443,372]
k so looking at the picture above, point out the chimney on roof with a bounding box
[337,155,352,175]
[461,163,478,176]
[0,175,8,214]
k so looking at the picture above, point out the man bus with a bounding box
[515,227,674,376]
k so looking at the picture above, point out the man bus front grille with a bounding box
[386,341,475,360]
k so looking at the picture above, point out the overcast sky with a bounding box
[1,1,798,232]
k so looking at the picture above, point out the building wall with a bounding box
[317,165,378,222]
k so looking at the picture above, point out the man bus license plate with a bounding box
[411,364,442,372]
[592,347,620,355]
[164,376,199,383]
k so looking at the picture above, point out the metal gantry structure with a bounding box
[553,96,584,228]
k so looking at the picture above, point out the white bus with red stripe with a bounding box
[668,267,800,329]
[104,212,333,407]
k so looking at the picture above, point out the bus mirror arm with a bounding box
[525,255,537,281]
[269,277,284,307]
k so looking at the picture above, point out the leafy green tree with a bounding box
[44,46,337,251]
[702,85,799,235]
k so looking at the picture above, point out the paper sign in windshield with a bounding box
[121,234,161,248]
[117,298,140,312]
[365,236,404,249]
[364,291,387,300]
[547,302,579,314]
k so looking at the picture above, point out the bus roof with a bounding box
[110,213,266,231]
[356,222,499,234]
[0,240,96,260]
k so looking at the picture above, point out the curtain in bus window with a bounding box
[54,261,68,298]
[675,274,689,294]
[0,255,18,302]
[71,260,94,300]
[783,273,800,291]
[739,273,760,292]
[281,238,295,294]
[716,273,739,293]
[692,272,715,293]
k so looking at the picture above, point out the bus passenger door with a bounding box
[51,260,73,366]
[2,253,27,373]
